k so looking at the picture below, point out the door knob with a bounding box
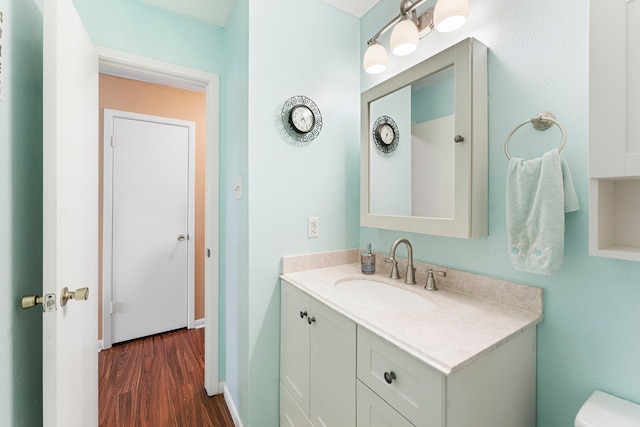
[177,234,186,241]
[60,287,89,307]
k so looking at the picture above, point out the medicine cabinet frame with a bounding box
[360,37,488,238]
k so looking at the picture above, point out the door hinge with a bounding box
[110,135,115,147]
[110,302,114,314]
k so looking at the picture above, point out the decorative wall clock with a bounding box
[281,95,323,144]
[372,115,399,156]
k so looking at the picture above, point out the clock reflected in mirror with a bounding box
[281,95,323,145]
[372,115,399,157]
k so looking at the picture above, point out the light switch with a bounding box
[234,176,242,200]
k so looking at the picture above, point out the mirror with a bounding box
[360,38,488,238]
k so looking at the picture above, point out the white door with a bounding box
[43,0,98,426]
[104,110,194,344]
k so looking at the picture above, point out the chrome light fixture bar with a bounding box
[364,0,469,74]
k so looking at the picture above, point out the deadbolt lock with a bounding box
[21,293,57,312]
[60,287,89,307]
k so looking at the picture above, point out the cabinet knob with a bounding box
[383,371,397,384]
[300,310,308,319]
[307,316,316,325]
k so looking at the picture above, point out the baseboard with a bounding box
[98,340,104,352]
[222,382,244,427]
[194,318,206,329]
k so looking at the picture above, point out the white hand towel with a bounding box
[506,149,579,275]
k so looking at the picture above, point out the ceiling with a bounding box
[140,0,380,27]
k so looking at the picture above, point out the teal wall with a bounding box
[362,0,640,426]
[220,0,250,421]
[72,0,224,74]
[0,0,44,425]
[238,0,360,424]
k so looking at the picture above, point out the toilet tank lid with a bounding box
[575,391,640,427]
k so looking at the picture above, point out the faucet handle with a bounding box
[384,257,401,279]
[425,269,446,291]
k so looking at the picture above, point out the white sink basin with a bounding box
[333,279,437,313]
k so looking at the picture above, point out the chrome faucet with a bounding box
[385,238,416,285]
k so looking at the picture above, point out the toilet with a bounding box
[575,390,640,426]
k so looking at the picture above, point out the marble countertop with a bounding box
[281,263,542,376]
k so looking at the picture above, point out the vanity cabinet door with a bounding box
[281,280,357,427]
[281,281,312,416]
[310,300,356,427]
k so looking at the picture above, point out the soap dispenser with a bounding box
[361,243,376,274]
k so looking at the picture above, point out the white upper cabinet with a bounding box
[589,0,640,177]
[589,0,640,261]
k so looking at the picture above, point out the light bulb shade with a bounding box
[390,18,419,56]
[363,42,388,74]
[434,0,469,32]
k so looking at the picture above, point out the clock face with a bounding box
[372,116,399,156]
[379,123,395,145]
[291,106,315,133]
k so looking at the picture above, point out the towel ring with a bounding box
[504,112,567,160]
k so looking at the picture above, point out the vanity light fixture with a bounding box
[363,0,469,74]
[390,15,420,56]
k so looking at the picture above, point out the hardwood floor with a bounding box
[99,328,235,427]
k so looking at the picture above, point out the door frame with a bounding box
[102,109,196,348]
[96,46,220,394]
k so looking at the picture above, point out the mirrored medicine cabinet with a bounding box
[360,37,488,238]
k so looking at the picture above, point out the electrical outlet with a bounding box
[308,217,319,238]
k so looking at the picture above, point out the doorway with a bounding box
[104,109,195,344]
[97,48,220,395]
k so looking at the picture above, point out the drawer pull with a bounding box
[300,310,308,319]
[384,371,397,384]
[307,316,316,325]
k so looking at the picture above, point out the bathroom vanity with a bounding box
[279,251,542,427]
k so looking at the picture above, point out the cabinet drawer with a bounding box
[357,380,414,427]
[357,327,444,426]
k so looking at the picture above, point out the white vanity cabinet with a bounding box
[280,280,356,427]
[589,0,640,261]
[281,278,537,427]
